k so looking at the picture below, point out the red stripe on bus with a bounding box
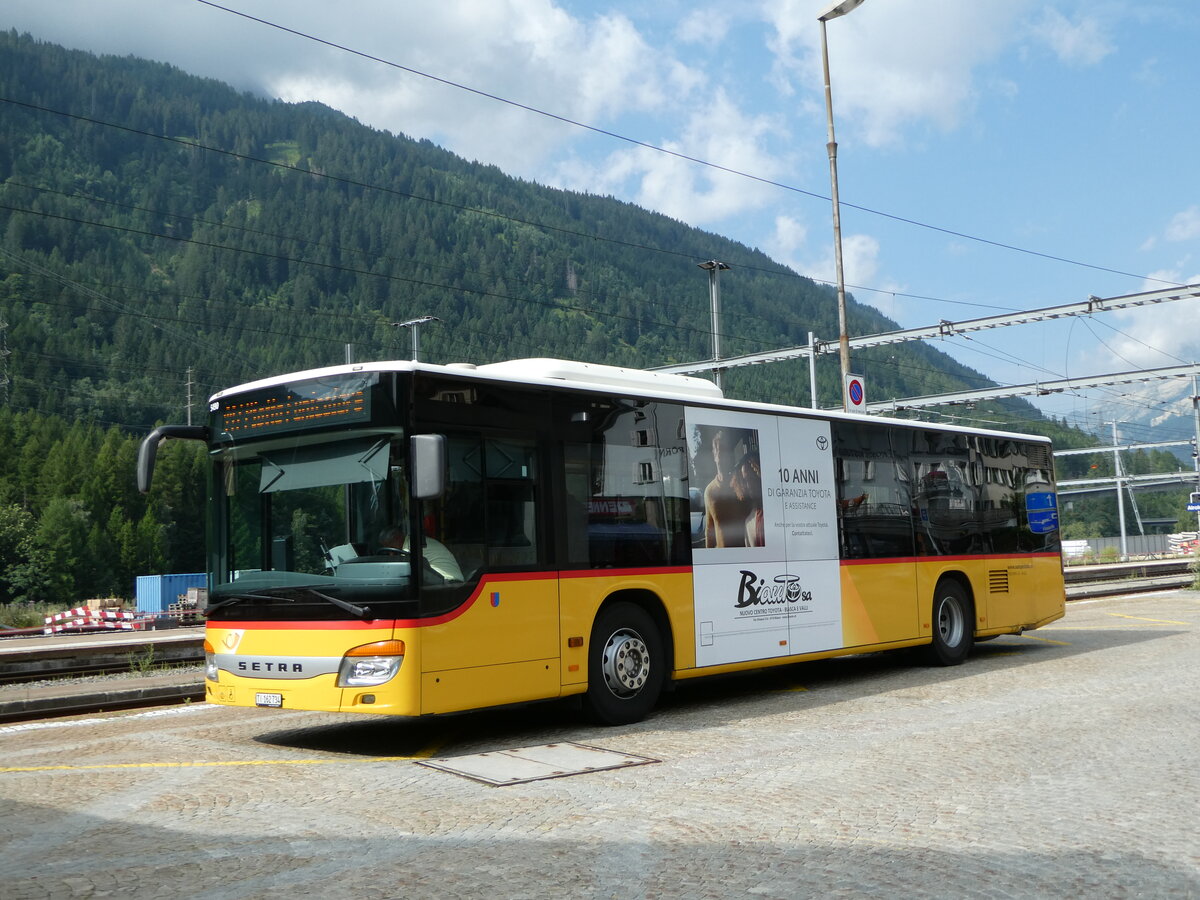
[560,566,691,579]
[393,568,691,627]
[216,572,558,631]
[212,555,1057,631]
[840,551,1062,566]
[211,567,690,631]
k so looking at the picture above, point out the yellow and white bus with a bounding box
[139,357,1065,725]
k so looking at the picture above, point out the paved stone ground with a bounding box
[1,590,1197,899]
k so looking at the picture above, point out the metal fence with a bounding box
[1064,532,1198,559]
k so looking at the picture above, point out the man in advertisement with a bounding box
[701,428,764,549]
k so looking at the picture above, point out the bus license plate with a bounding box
[255,692,283,708]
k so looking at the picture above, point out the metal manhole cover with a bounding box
[416,741,659,786]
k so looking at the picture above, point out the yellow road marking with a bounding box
[1019,634,1071,645]
[1105,613,1191,625]
[410,732,459,759]
[1043,623,1185,631]
[0,756,417,774]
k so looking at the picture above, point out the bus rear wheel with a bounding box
[926,579,973,666]
[584,602,664,725]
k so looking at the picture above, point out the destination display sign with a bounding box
[211,373,378,439]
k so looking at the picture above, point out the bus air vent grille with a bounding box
[988,570,1010,594]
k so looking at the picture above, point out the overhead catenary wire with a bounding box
[5,193,1192,438]
[0,84,1191,429]
[0,92,1162,321]
[191,0,1183,291]
[0,200,778,357]
[0,99,1011,337]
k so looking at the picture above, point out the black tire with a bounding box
[926,579,973,666]
[583,602,664,726]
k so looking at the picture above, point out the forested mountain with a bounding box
[0,32,1187,606]
[0,30,1027,422]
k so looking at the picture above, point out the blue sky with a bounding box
[4,0,1199,440]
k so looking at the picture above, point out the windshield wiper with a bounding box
[204,586,371,619]
[297,587,372,620]
[204,591,295,616]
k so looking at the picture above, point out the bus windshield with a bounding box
[210,432,417,615]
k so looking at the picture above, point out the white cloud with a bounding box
[264,1,699,175]
[1165,207,1200,243]
[838,233,881,290]
[798,230,881,295]
[4,0,704,177]
[1086,269,1200,368]
[1031,8,1114,67]
[764,216,905,320]
[762,0,1028,148]
[766,214,809,264]
[557,90,786,225]
[674,4,736,46]
[1141,208,1200,259]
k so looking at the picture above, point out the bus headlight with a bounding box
[203,640,219,682]
[337,640,406,687]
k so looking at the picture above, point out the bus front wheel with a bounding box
[926,579,973,666]
[584,602,664,725]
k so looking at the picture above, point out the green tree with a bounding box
[30,497,92,606]
[0,503,48,604]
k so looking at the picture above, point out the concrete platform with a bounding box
[0,670,204,723]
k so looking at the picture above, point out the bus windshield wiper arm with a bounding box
[205,587,369,619]
[298,587,372,620]
[203,591,295,615]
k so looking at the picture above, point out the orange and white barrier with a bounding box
[43,608,143,634]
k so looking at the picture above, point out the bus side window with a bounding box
[562,444,592,566]
[832,423,914,559]
[559,399,689,569]
[485,437,539,567]
[910,429,979,556]
[435,433,543,574]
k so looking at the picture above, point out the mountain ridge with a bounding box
[0,28,1037,430]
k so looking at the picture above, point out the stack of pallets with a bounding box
[168,588,206,622]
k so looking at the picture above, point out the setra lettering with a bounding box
[238,661,304,673]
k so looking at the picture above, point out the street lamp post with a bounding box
[698,259,730,391]
[1192,375,1200,532]
[818,0,866,409]
[392,315,441,362]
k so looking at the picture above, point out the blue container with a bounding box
[135,573,207,614]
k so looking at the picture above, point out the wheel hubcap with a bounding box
[601,629,650,697]
[936,595,964,646]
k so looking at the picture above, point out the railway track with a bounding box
[0,629,204,686]
[1,562,1192,687]
[1065,558,1195,599]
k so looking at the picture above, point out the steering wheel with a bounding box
[375,546,410,559]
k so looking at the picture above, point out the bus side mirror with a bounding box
[137,425,208,493]
[411,434,446,500]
